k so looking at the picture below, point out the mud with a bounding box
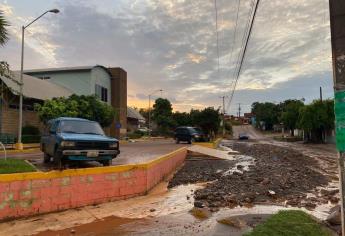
[168,156,236,188]
[170,142,337,210]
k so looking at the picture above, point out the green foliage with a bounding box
[0,159,36,174]
[152,98,175,132]
[0,11,9,46]
[224,121,232,134]
[280,100,304,136]
[251,102,279,130]
[22,125,40,135]
[34,95,116,127]
[172,111,192,127]
[245,210,332,236]
[127,130,145,139]
[191,107,221,135]
[297,99,334,142]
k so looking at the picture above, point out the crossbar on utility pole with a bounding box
[329,0,345,234]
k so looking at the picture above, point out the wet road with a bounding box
[4,139,189,171]
[232,125,266,140]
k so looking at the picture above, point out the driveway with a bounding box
[3,139,189,171]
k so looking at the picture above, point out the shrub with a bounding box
[22,125,40,135]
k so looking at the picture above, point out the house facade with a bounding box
[0,65,128,139]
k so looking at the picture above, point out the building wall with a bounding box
[24,66,127,138]
[26,71,92,96]
[90,67,112,105]
[1,91,43,135]
[108,68,127,138]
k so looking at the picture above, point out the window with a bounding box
[95,84,108,102]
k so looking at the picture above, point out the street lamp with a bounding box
[148,89,163,137]
[16,9,59,150]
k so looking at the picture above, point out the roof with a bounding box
[23,66,94,74]
[0,71,73,100]
[23,65,114,77]
[127,107,145,121]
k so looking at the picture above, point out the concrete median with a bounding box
[0,147,187,221]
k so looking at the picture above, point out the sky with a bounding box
[0,0,334,115]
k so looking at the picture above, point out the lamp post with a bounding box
[148,89,163,137]
[16,9,59,150]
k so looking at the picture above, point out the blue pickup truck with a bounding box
[40,117,120,168]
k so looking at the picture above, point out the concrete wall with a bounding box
[0,148,187,221]
[0,91,43,135]
[108,68,127,138]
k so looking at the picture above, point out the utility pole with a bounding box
[237,103,241,118]
[320,86,323,102]
[329,0,345,234]
[220,96,228,136]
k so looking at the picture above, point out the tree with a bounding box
[0,11,9,46]
[298,99,334,143]
[0,12,11,79]
[280,100,304,136]
[191,107,221,136]
[172,111,192,127]
[34,95,116,127]
[251,102,279,130]
[152,98,175,132]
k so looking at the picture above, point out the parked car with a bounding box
[175,126,206,144]
[238,133,249,140]
[41,117,120,168]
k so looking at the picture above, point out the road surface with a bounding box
[4,139,188,171]
[232,125,266,140]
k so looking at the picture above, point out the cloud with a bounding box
[0,0,334,114]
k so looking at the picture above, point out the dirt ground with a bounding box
[170,141,338,211]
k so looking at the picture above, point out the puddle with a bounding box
[222,155,255,176]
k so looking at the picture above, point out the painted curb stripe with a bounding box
[0,147,187,182]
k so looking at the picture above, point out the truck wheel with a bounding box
[43,153,51,163]
[53,151,63,170]
[102,160,111,166]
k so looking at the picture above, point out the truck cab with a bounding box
[41,117,120,168]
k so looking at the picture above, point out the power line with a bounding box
[214,0,220,76]
[226,0,256,112]
[227,0,260,112]
[226,0,241,90]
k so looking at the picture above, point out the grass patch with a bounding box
[0,159,36,174]
[245,210,333,236]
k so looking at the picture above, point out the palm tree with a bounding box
[0,11,9,46]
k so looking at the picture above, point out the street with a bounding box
[0,127,340,235]
[4,139,188,171]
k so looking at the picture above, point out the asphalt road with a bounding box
[232,125,266,140]
[4,139,189,171]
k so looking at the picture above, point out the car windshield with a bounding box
[193,127,203,134]
[58,120,105,135]
[188,128,199,134]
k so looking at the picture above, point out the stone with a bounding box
[149,208,156,212]
[326,205,341,225]
[217,217,247,229]
[194,201,204,208]
[190,207,211,219]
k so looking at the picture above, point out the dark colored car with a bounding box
[40,117,120,168]
[238,133,249,140]
[175,126,206,144]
